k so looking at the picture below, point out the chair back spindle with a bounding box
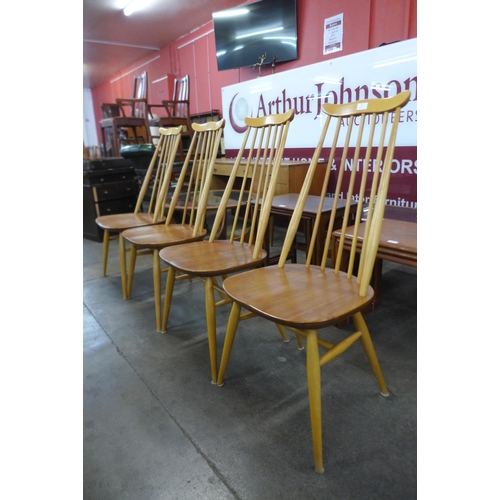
[155,119,225,233]
[278,91,411,296]
[133,126,182,221]
[206,109,294,259]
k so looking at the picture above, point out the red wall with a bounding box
[91,0,416,137]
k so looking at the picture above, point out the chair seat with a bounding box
[122,224,207,249]
[100,117,146,128]
[222,264,374,329]
[95,213,165,232]
[159,240,267,277]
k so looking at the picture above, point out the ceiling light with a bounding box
[123,0,152,17]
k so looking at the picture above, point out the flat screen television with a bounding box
[212,0,298,72]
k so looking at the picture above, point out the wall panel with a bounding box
[90,0,416,145]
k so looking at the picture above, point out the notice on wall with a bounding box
[323,13,343,55]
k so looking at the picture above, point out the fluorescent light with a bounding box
[123,0,151,16]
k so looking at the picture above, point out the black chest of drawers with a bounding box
[83,159,137,242]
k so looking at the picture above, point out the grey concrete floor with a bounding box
[83,234,417,499]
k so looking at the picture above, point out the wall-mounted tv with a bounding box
[212,0,298,72]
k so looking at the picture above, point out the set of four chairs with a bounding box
[95,90,411,473]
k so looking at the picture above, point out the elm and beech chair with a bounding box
[158,109,295,384]
[216,91,411,473]
[95,126,182,299]
[122,119,225,331]
[100,71,151,157]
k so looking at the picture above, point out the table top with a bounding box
[270,193,347,215]
[335,207,417,263]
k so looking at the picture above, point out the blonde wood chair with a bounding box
[122,119,225,331]
[100,71,151,157]
[95,126,183,299]
[215,91,411,473]
[158,109,295,384]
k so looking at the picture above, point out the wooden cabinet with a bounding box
[211,159,326,195]
[83,160,137,241]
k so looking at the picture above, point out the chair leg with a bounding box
[161,265,177,333]
[118,233,128,300]
[216,301,241,387]
[126,244,137,299]
[153,249,163,333]
[306,329,324,474]
[205,277,218,384]
[112,123,120,158]
[102,230,110,276]
[352,312,389,396]
[275,323,290,343]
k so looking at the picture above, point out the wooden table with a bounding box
[332,206,417,307]
[211,158,327,195]
[266,193,355,265]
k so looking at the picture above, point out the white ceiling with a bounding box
[83,0,246,88]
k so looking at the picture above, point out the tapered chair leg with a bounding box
[153,249,163,333]
[205,277,218,384]
[306,329,324,474]
[352,312,389,396]
[102,229,110,276]
[161,265,177,333]
[118,233,128,300]
[275,324,290,343]
[126,244,137,299]
[217,301,241,387]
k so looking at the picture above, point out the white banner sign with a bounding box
[221,38,417,204]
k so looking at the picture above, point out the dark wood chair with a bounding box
[95,126,182,299]
[122,119,225,330]
[215,91,411,473]
[158,109,295,384]
[149,75,192,160]
[100,71,151,157]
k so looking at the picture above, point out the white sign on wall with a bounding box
[324,13,343,55]
[221,38,417,205]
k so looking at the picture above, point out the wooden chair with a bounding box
[158,109,295,384]
[215,91,411,473]
[122,119,225,331]
[95,126,182,299]
[149,75,192,160]
[100,71,151,157]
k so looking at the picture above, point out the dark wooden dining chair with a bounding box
[215,91,411,473]
[149,75,192,160]
[122,119,225,331]
[95,126,182,299]
[158,109,295,384]
[100,71,151,157]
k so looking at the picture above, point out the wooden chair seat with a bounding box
[95,213,165,232]
[122,224,206,249]
[159,241,266,277]
[223,265,374,329]
[100,116,146,129]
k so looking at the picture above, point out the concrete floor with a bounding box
[83,234,417,499]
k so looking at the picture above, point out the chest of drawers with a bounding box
[83,160,137,241]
